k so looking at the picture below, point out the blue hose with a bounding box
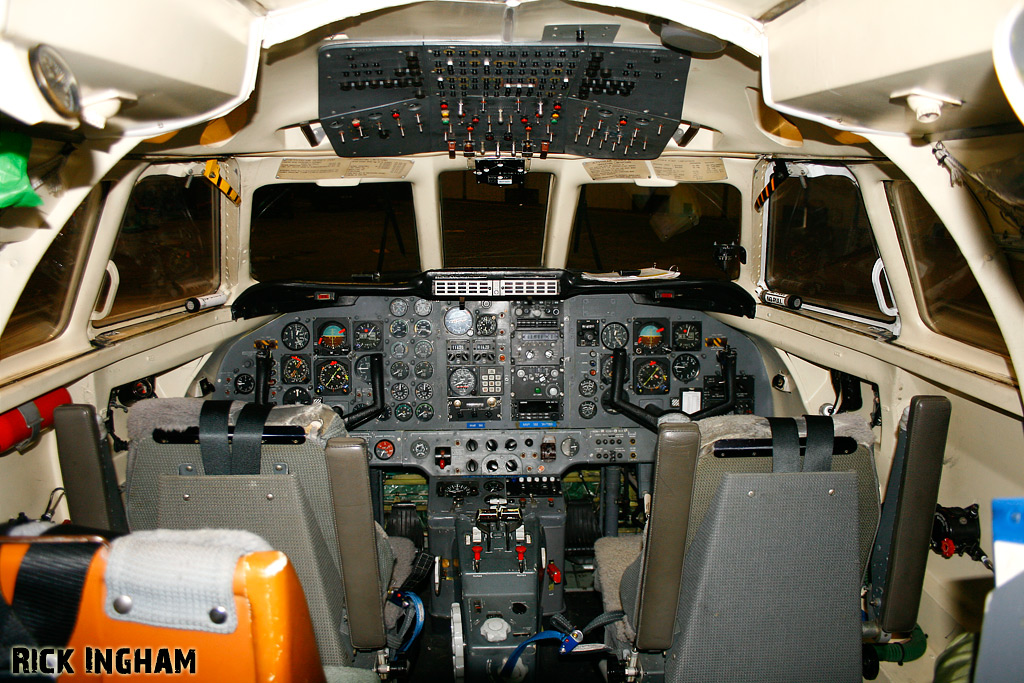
[499,629,582,677]
[389,590,425,653]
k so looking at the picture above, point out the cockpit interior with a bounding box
[1,1,1023,681]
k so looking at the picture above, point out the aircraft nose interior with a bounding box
[2,1,1023,681]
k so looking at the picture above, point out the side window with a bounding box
[764,167,896,325]
[94,175,220,327]
[888,180,1008,355]
[1,188,102,359]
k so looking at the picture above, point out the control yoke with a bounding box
[339,353,387,430]
[601,347,738,433]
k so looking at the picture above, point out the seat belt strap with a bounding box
[198,401,233,475]
[9,543,98,647]
[803,415,835,472]
[400,551,436,593]
[231,403,273,475]
[767,417,800,473]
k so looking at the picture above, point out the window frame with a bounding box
[758,161,901,336]
[89,162,224,332]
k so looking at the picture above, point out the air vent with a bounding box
[433,279,497,297]
[499,279,560,296]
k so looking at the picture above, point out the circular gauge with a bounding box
[391,383,410,401]
[282,387,311,405]
[601,356,629,384]
[390,361,410,380]
[414,340,433,358]
[579,401,597,419]
[379,404,392,420]
[673,321,701,351]
[601,323,629,349]
[390,299,409,317]
[635,360,670,394]
[636,323,665,351]
[317,360,350,393]
[410,439,430,458]
[415,403,434,421]
[394,403,413,422]
[282,355,310,384]
[415,361,434,379]
[374,439,396,460]
[29,45,81,118]
[317,321,348,352]
[414,300,433,316]
[353,322,382,351]
[234,373,255,394]
[475,314,498,336]
[444,308,474,335]
[449,368,476,396]
[391,342,409,359]
[672,353,701,382]
[483,480,504,493]
[389,319,409,338]
[579,378,598,397]
[414,320,432,337]
[281,322,310,350]
[415,382,434,400]
[560,437,580,457]
[354,355,372,382]
[442,482,473,498]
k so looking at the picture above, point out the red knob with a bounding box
[516,545,526,562]
[472,545,482,562]
[941,537,956,558]
[546,561,562,584]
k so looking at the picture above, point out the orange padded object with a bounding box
[0,540,326,682]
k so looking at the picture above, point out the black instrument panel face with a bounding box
[317,43,690,160]
[214,294,771,473]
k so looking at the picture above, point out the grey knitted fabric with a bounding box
[104,529,271,633]
[593,535,641,644]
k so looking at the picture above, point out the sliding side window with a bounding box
[94,174,220,327]
[763,164,897,329]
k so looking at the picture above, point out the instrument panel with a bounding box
[214,293,771,473]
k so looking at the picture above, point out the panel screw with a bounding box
[828,489,836,496]
[274,464,284,471]
[209,606,228,624]
[185,465,193,472]
[183,494,191,501]
[747,490,755,497]
[113,595,133,614]
[266,493,275,501]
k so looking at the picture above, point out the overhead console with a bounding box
[317,43,690,159]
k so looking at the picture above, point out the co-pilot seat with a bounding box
[125,398,411,668]
[594,414,881,683]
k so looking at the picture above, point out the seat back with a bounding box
[125,398,391,664]
[0,530,326,683]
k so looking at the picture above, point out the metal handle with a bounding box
[871,257,899,317]
[91,260,120,321]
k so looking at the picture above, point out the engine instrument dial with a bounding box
[317,360,351,393]
[374,439,396,460]
[282,355,310,384]
[414,300,432,317]
[449,368,476,396]
[578,401,597,419]
[601,322,629,350]
[415,361,434,379]
[353,322,382,351]
[444,308,474,335]
[410,439,429,457]
[415,403,434,421]
[395,403,413,422]
[414,320,432,337]
[672,353,700,382]
[391,342,409,359]
[391,383,410,401]
[389,319,409,338]
[414,340,433,358]
[390,361,410,380]
[415,382,434,400]
[281,322,310,351]
[390,299,409,317]
[579,378,598,397]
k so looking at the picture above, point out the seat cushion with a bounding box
[593,535,642,644]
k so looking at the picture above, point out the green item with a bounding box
[0,129,43,209]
